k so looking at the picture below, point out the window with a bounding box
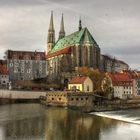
[10,63,13,67]
[87,85,89,91]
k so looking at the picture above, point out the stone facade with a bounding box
[5,50,47,81]
[45,91,95,111]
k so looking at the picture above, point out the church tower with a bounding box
[47,11,55,53]
[59,14,65,40]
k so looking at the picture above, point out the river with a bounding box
[0,103,140,140]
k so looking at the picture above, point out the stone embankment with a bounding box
[40,91,140,112]
[0,90,46,104]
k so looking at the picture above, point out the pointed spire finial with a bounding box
[79,16,82,31]
[47,11,55,52]
[49,10,54,31]
[59,13,65,40]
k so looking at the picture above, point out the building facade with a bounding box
[68,76,93,92]
[46,13,101,84]
[101,54,129,72]
[5,50,47,81]
[107,72,133,99]
[0,62,9,88]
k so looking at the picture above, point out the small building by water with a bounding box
[68,76,93,92]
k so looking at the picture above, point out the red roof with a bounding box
[69,76,87,84]
[108,72,132,86]
[46,47,71,59]
[0,64,9,75]
[6,50,46,60]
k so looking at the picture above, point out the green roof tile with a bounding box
[50,27,98,53]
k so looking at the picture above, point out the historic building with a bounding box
[5,50,47,81]
[101,54,129,72]
[68,76,93,92]
[46,12,101,84]
[103,70,140,99]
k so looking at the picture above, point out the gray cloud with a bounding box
[0,0,140,69]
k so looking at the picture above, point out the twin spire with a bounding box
[47,11,82,51]
[48,11,65,44]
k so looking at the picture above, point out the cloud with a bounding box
[0,0,140,70]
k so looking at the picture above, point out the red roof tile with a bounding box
[108,72,132,86]
[69,76,87,84]
[46,47,71,59]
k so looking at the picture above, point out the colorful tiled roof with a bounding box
[69,76,87,84]
[49,27,98,54]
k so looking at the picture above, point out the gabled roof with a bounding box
[69,76,88,84]
[108,73,131,82]
[107,72,132,86]
[49,27,98,54]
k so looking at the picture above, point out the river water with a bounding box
[0,104,140,140]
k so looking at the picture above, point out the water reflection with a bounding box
[0,104,139,140]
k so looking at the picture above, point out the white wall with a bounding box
[114,85,133,99]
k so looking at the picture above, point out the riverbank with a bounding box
[0,89,46,105]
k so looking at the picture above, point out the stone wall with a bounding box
[45,91,95,111]
[46,91,68,106]
[67,92,95,112]
[0,90,46,99]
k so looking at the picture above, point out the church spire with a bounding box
[47,11,55,52]
[79,17,82,31]
[49,11,54,32]
[59,13,65,40]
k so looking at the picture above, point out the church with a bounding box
[46,12,101,85]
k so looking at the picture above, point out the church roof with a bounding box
[49,27,98,54]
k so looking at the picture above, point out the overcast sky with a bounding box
[0,0,140,69]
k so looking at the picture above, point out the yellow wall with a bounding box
[68,77,93,92]
[68,84,83,91]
